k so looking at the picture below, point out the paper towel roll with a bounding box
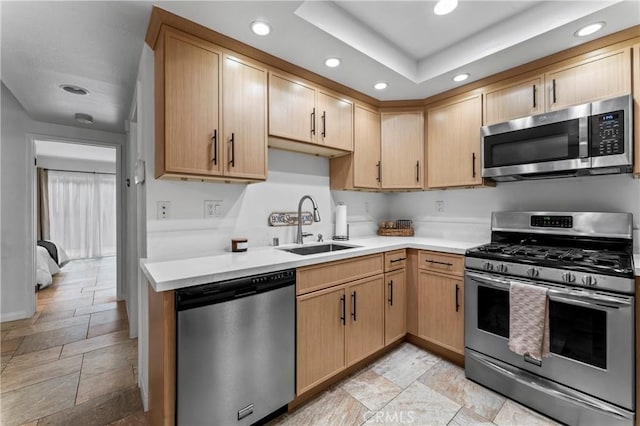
[335,204,348,238]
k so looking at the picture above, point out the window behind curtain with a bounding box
[48,170,116,259]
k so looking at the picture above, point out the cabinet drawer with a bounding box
[418,251,464,276]
[384,249,407,272]
[297,254,384,295]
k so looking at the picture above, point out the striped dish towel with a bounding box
[508,281,550,361]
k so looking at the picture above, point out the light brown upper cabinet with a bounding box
[352,105,382,189]
[317,91,354,151]
[483,75,544,125]
[545,47,632,111]
[427,94,483,188]
[154,27,267,182]
[269,72,353,152]
[222,54,268,180]
[380,111,424,190]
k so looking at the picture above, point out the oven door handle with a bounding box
[467,351,634,422]
[467,271,631,309]
[547,292,630,310]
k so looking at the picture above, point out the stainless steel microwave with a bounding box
[481,94,633,181]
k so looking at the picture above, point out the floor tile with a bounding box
[378,380,460,426]
[74,301,119,316]
[107,411,149,425]
[1,336,25,355]
[340,368,403,411]
[281,387,370,426]
[493,401,560,426]
[0,372,79,426]
[76,365,136,405]
[87,319,129,339]
[1,354,82,393]
[5,346,62,369]
[1,354,12,372]
[89,306,127,326]
[38,385,142,426]
[0,313,40,331]
[15,324,88,356]
[36,308,77,324]
[418,360,505,420]
[450,407,495,426]
[370,342,440,388]
[93,289,118,305]
[5,315,90,339]
[60,330,129,358]
[82,283,115,293]
[82,339,137,378]
[37,295,95,311]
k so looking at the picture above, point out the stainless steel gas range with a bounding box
[465,211,635,426]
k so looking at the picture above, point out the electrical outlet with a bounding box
[436,200,445,213]
[204,200,223,218]
[157,201,171,220]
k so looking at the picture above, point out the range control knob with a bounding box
[561,272,576,283]
[526,268,539,278]
[483,262,494,271]
[582,275,597,286]
[496,264,508,273]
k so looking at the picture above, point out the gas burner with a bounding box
[478,243,509,253]
[586,253,623,268]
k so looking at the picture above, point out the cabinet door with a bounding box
[297,287,346,394]
[484,75,544,125]
[427,95,482,188]
[164,30,221,176]
[384,269,406,345]
[353,105,381,189]
[268,73,316,144]
[546,48,631,111]
[417,271,464,354]
[222,55,267,180]
[346,276,384,366]
[380,111,424,189]
[318,91,353,151]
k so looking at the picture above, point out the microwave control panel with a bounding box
[590,110,624,157]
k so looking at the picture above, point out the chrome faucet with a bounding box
[296,195,321,244]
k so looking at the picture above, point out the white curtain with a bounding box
[48,170,117,259]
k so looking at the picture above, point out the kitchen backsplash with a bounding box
[146,149,640,260]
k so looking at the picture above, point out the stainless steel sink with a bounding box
[280,243,360,255]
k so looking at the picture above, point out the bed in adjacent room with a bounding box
[36,240,69,288]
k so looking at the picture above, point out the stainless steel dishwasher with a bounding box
[175,269,296,426]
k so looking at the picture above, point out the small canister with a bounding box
[231,238,248,252]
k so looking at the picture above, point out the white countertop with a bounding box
[141,236,485,292]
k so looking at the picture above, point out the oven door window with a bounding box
[484,119,581,168]
[549,300,606,369]
[477,286,509,338]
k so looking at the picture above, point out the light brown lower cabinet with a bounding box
[417,270,464,355]
[384,268,406,345]
[296,274,385,395]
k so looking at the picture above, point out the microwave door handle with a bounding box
[578,116,589,158]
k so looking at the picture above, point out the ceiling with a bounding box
[2,1,638,134]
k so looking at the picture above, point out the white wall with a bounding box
[36,155,116,174]
[388,174,640,249]
[0,82,125,321]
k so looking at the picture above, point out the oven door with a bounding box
[482,103,590,179]
[465,270,635,411]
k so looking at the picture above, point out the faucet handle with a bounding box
[317,233,323,242]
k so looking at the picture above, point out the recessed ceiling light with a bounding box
[374,82,388,90]
[60,84,89,95]
[75,113,94,125]
[250,20,271,36]
[434,0,458,16]
[574,21,606,37]
[324,57,341,68]
[453,73,470,82]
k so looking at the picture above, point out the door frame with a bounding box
[28,133,125,313]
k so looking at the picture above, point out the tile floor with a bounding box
[273,343,560,426]
[0,257,147,426]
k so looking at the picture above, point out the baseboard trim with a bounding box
[1,310,31,323]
